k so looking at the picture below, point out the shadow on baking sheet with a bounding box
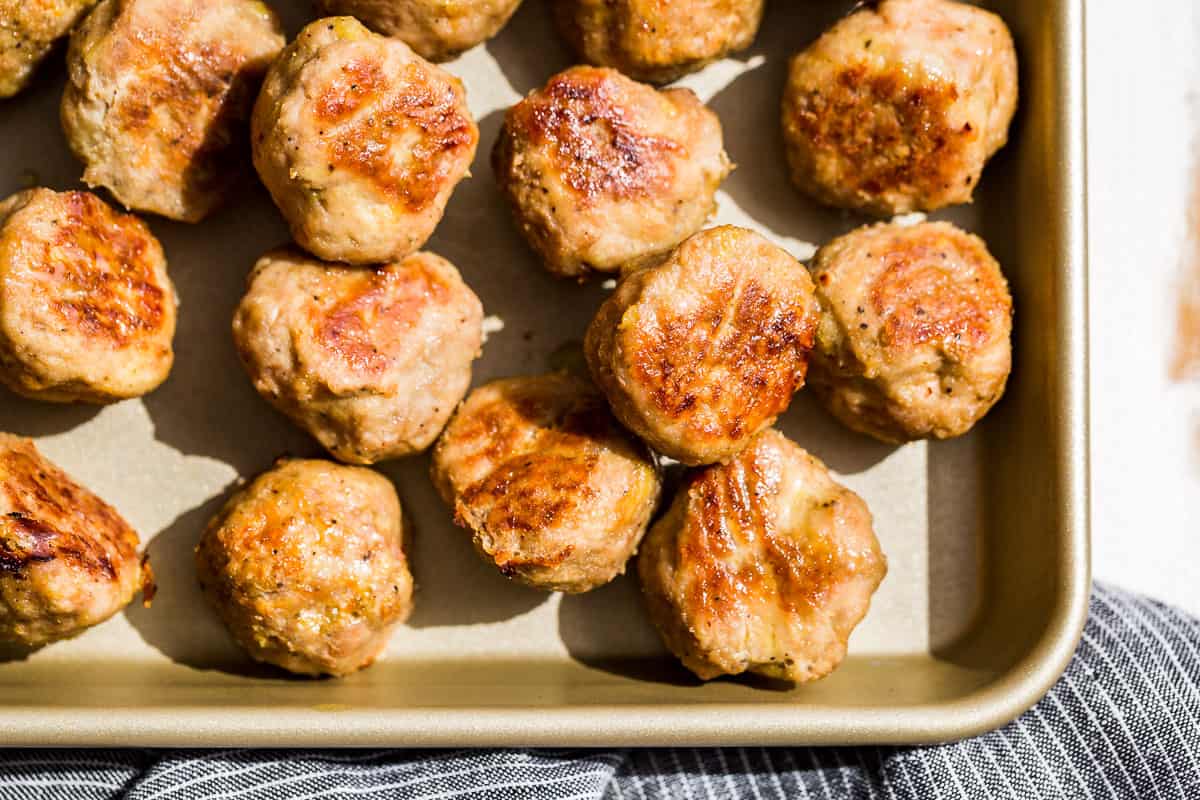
[0,387,101,437]
[485,0,573,96]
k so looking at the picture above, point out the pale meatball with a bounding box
[585,226,819,466]
[233,247,483,464]
[492,66,731,278]
[639,429,886,682]
[555,0,764,85]
[781,0,1018,216]
[0,188,176,404]
[252,17,479,265]
[0,0,97,98]
[196,458,413,677]
[807,220,1013,443]
[315,0,523,62]
[60,0,285,222]
[431,373,661,593]
[0,434,151,647]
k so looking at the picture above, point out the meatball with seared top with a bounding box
[639,429,886,682]
[0,434,151,647]
[492,66,731,279]
[233,247,483,464]
[555,0,764,85]
[252,17,479,265]
[196,458,413,677]
[781,0,1018,216]
[0,0,97,98]
[807,220,1013,443]
[0,188,176,404]
[315,0,523,62]
[60,0,285,222]
[431,373,661,593]
[585,226,819,466]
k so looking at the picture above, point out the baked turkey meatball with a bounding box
[60,0,285,222]
[431,372,661,593]
[0,434,151,647]
[196,458,413,677]
[781,0,1018,216]
[807,220,1013,443]
[492,66,731,278]
[638,429,886,682]
[315,0,523,62]
[585,226,819,465]
[0,188,176,403]
[252,17,479,265]
[233,247,483,464]
[554,0,764,85]
[0,0,97,98]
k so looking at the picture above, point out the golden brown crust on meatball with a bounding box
[0,0,97,98]
[0,434,148,647]
[807,220,1013,443]
[638,429,886,682]
[585,226,819,465]
[781,0,1018,216]
[0,188,176,404]
[60,0,285,222]
[233,247,483,464]
[315,0,523,62]
[196,458,413,677]
[431,373,661,593]
[252,17,479,265]
[492,65,731,278]
[554,0,764,85]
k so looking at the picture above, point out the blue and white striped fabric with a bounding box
[1,582,1198,800]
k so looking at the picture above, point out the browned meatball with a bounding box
[60,0,285,222]
[807,220,1013,443]
[492,66,731,279]
[431,373,661,593]
[781,0,1018,216]
[555,0,764,85]
[252,17,479,265]
[315,0,523,62]
[0,434,151,647]
[0,188,176,404]
[196,458,413,677]
[585,226,819,466]
[639,429,886,682]
[0,0,97,98]
[232,247,483,464]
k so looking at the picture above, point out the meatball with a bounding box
[492,66,732,279]
[233,247,483,464]
[807,220,1013,443]
[431,372,661,593]
[0,188,176,404]
[0,0,97,98]
[314,0,523,63]
[252,17,479,265]
[585,226,819,466]
[0,434,150,647]
[780,0,1018,216]
[60,0,285,222]
[639,429,886,682]
[196,458,413,677]
[554,0,764,85]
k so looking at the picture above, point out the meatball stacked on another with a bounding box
[61,0,286,222]
[0,188,176,404]
[781,0,1018,216]
[493,66,732,278]
[233,247,483,464]
[196,458,414,677]
[0,0,97,98]
[585,226,820,466]
[315,0,523,63]
[639,429,887,683]
[807,220,1013,443]
[432,373,661,593]
[252,17,479,265]
[0,434,151,647]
